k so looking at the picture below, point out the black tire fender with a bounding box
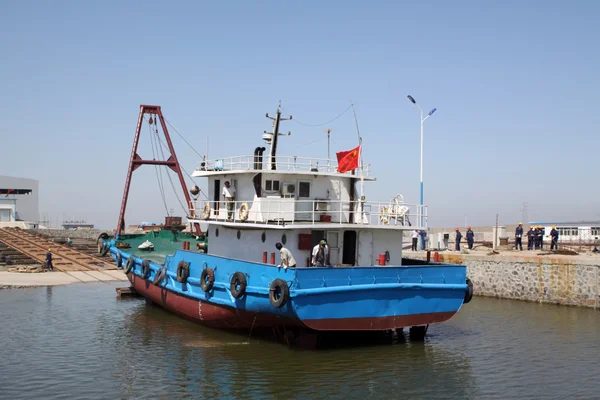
[141,260,151,279]
[269,278,290,308]
[116,252,123,269]
[96,232,109,245]
[124,257,135,274]
[99,242,109,257]
[230,272,247,298]
[200,267,215,292]
[153,266,167,286]
[177,261,190,284]
[464,278,474,304]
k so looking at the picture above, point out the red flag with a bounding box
[336,145,360,173]
[5,189,14,197]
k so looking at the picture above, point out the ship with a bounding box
[101,104,473,347]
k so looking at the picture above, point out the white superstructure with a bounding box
[189,107,427,267]
[0,175,39,223]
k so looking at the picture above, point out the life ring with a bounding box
[141,260,151,279]
[116,252,123,269]
[153,266,167,285]
[99,241,109,257]
[379,206,390,225]
[200,267,215,292]
[177,261,190,283]
[124,257,135,274]
[202,202,211,220]
[239,202,249,222]
[464,278,474,304]
[230,272,247,298]
[269,278,289,308]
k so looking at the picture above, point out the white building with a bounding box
[531,221,600,243]
[0,176,39,223]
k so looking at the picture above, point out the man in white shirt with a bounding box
[411,230,419,251]
[276,242,296,269]
[311,239,330,267]
[222,181,236,221]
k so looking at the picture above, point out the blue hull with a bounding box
[109,242,468,331]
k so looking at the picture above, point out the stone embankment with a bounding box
[410,251,600,309]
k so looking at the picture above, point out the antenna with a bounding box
[264,105,292,171]
[350,100,366,223]
[323,128,335,161]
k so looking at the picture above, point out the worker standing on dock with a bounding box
[455,228,462,251]
[466,226,474,250]
[222,181,236,221]
[411,230,419,251]
[515,222,524,251]
[275,243,297,269]
[46,248,54,271]
[527,227,534,250]
[550,226,559,250]
[539,226,544,250]
[312,240,329,267]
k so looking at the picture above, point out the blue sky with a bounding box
[2,0,599,229]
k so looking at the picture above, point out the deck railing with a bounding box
[190,198,427,229]
[195,155,371,176]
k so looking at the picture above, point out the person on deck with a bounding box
[46,248,54,271]
[527,227,534,250]
[550,226,559,250]
[311,240,330,267]
[411,230,419,251]
[222,181,236,221]
[466,226,474,250]
[539,226,545,250]
[275,243,296,269]
[455,228,462,251]
[515,222,524,251]
[534,227,541,250]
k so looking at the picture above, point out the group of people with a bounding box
[515,223,559,251]
[453,227,475,251]
[275,239,332,269]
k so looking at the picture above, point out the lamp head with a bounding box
[407,95,416,104]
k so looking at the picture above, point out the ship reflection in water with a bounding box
[1,283,599,399]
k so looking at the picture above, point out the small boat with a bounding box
[138,240,154,251]
[103,104,474,347]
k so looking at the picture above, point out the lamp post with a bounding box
[407,95,436,249]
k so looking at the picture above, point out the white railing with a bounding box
[190,198,427,229]
[196,155,372,176]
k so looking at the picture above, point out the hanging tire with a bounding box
[96,232,109,245]
[116,252,123,269]
[230,272,247,298]
[200,267,215,292]
[269,279,289,308]
[141,260,151,279]
[153,266,167,286]
[176,261,190,283]
[99,242,109,257]
[124,257,135,274]
[464,278,474,304]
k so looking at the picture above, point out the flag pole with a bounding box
[350,102,365,223]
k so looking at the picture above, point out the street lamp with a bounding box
[407,94,436,249]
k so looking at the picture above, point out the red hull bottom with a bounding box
[129,274,457,347]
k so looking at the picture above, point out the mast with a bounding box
[350,102,365,223]
[264,104,292,170]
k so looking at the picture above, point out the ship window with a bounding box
[237,230,241,240]
[281,234,287,245]
[261,232,266,242]
[298,182,310,198]
[215,228,219,237]
[265,180,280,192]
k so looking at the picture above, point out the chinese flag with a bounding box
[336,145,360,173]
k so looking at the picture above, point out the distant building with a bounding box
[62,221,95,230]
[0,175,39,223]
[530,221,600,242]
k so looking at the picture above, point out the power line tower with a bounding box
[520,202,529,224]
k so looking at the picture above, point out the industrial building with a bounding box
[0,175,39,223]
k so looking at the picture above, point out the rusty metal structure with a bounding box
[116,105,197,236]
[0,228,115,271]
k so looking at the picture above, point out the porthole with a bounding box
[215,228,219,237]
[261,232,266,243]
[281,234,287,245]
[237,230,241,240]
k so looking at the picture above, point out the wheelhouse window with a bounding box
[265,180,280,192]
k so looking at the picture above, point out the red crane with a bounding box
[116,105,199,236]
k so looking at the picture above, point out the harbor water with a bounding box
[0,283,598,399]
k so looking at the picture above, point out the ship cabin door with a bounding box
[213,179,220,217]
[327,231,340,266]
[342,230,357,266]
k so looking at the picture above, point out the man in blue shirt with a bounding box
[515,222,524,251]
[466,226,474,250]
[527,227,534,250]
[46,248,54,271]
[455,228,462,251]
[550,226,559,250]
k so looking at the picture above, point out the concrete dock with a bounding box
[0,270,128,289]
